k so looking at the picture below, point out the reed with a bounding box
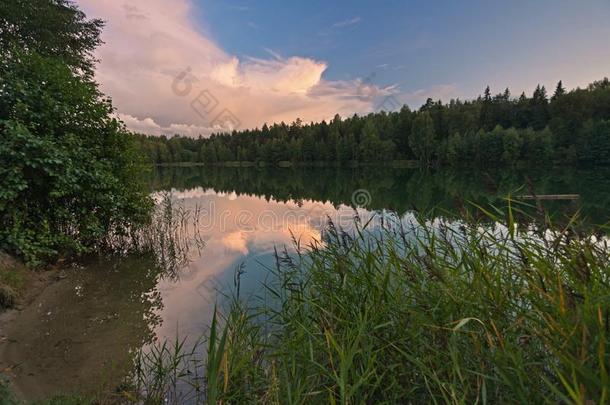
[130,202,610,404]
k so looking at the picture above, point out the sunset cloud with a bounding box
[76,0,388,136]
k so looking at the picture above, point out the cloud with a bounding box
[400,84,460,108]
[75,0,383,136]
[222,231,249,255]
[118,113,216,136]
[333,16,362,28]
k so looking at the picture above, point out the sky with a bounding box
[75,0,610,136]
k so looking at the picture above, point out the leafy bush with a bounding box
[0,1,152,264]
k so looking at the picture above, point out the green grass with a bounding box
[33,397,93,405]
[3,385,109,404]
[0,378,18,405]
[0,256,26,308]
[131,203,610,404]
[0,267,25,292]
[0,378,93,405]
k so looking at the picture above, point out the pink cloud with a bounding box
[76,0,390,136]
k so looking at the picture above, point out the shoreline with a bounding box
[0,254,61,401]
[0,255,149,403]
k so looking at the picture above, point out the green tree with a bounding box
[531,85,549,130]
[552,80,566,101]
[0,0,103,78]
[479,86,495,130]
[446,133,463,165]
[409,112,437,165]
[501,127,523,164]
[359,120,382,162]
[0,0,152,264]
[577,119,610,164]
[132,76,610,167]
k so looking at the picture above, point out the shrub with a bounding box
[0,1,152,264]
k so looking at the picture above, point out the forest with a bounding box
[135,79,610,166]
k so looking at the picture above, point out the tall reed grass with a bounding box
[130,202,610,404]
[105,192,204,279]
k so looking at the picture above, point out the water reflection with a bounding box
[150,165,610,341]
[150,165,610,226]
[151,190,369,344]
[143,165,610,348]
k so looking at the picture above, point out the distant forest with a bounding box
[134,78,610,166]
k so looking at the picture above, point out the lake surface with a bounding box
[149,165,610,343]
[3,165,610,400]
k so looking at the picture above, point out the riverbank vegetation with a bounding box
[129,207,610,404]
[0,0,153,265]
[135,78,610,166]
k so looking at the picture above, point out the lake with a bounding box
[3,165,610,400]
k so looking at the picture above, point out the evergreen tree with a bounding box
[552,80,566,101]
[410,112,437,165]
[531,85,549,130]
[480,86,494,130]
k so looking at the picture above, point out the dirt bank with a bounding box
[0,255,162,402]
[0,253,58,311]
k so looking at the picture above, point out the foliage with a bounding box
[0,378,18,405]
[0,0,103,78]
[135,78,610,166]
[0,0,152,265]
[0,254,26,308]
[409,111,436,164]
[33,396,93,405]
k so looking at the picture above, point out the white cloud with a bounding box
[400,84,460,108]
[333,16,362,28]
[76,0,384,136]
[118,113,215,136]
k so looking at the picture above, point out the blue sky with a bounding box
[199,0,610,102]
[79,0,610,135]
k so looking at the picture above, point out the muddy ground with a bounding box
[0,255,162,402]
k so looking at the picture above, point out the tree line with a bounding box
[135,78,610,166]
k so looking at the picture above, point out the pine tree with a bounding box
[552,80,566,101]
[410,112,436,165]
[531,85,549,130]
[480,86,494,130]
[484,86,492,102]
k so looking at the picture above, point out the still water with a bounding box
[149,164,610,332]
[2,166,609,400]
